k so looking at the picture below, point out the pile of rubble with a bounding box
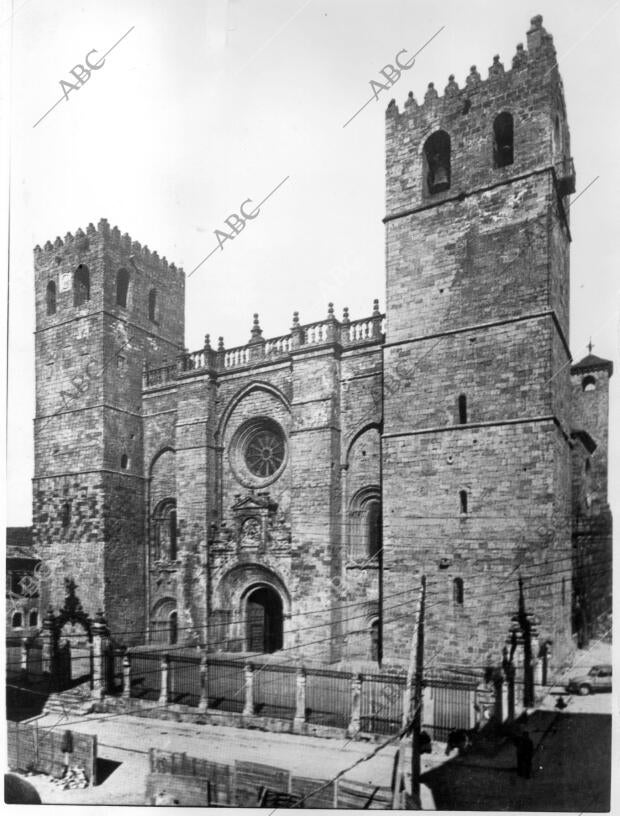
[52,766,89,790]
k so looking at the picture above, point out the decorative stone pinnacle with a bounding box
[292,311,300,327]
[342,306,350,323]
[372,298,380,316]
[587,338,593,354]
[204,333,211,350]
[327,302,335,319]
[218,336,225,351]
[250,313,263,343]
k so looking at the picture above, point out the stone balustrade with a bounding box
[143,306,385,389]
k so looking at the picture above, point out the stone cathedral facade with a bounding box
[31,17,612,675]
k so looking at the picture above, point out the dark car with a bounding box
[566,664,612,695]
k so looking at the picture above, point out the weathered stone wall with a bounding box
[33,220,184,643]
[381,16,574,672]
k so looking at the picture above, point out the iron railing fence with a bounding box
[205,657,245,714]
[169,653,201,706]
[360,672,405,735]
[253,663,297,720]
[423,679,476,741]
[304,667,352,728]
[129,652,162,701]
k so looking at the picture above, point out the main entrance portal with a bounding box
[246,586,283,653]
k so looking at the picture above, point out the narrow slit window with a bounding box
[61,502,71,528]
[458,394,467,424]
[453,577,464,606]
[116,268,130,307]
[459,490,468,514]
[120,454,128,470]
[493,112,514,168]
[148,288,157,322]
[29,610,38,627]
[46,281,57,315]
[74,265,90,306]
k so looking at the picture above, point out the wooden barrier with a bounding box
[7,721,97,784]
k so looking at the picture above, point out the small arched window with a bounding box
[458,394,467,424]
[12,612,23,629]
[120,454,128,470]
[153,499,177,561]
[493,112,514,168]
[423,130,451,194]
[169,610,178,645]
[61,502,71,528]
[367,501,382,559]
[453,577,464,605]
[459,490,468,515]
[74,265,90,306]
[46,280,57,315]
[148,288,157,322]
[116,268,130,307]
[582,376,596,392]
[29,609,39,627]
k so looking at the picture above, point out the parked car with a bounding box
[566,664,612,695]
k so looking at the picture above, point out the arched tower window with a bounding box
[12,612,23,629]
[169,610,178,645]
[73,265,90,306]
[116,268,130,307]
[493,112,514,168]
[423,130,451,194]
[367,500,382,559]
[46,281,57,315]
[29,609,38,627]
[148,288,157,322]
[458,394,467,424]
[453,577,464,605]
[153,499,177,561]
[582,376,596,392]
[348,486,382,562]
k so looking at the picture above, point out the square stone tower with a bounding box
[32,220,184,641]
[381,16,576,671]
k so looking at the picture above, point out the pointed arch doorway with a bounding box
[245,586,283,653]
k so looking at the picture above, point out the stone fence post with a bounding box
[159,655,170,706]
[199,651,208,713]
[243,662,255,716]
[20,637,29,680]
[91,611,110,702]
[122,654,131,701]
[293,667,306,732]
[41,606,57,678]
[347,673,362,737]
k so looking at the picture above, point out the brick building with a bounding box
[30,16,612,675]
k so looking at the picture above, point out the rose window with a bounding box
[244,428,285,477]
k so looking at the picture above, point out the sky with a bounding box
[2,0,619,527]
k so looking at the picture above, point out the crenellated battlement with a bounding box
[34,217,183,278]
[384,15,573,219]
[387,15,558,120]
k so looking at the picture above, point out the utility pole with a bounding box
[392,574,425,810]
[410,574,426,809]
[517,576,534,708]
